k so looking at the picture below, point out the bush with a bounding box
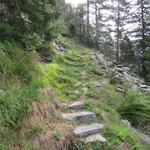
[102,124,143,150]
[118,92,150,127]
[109,71,123,85]
[23,33,54,62]
[0,41,38,83]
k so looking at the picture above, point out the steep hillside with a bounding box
[0,38,149,149]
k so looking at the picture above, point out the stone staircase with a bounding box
[62,101,106,144]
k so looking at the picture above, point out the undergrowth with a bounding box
[0,37,148,149]
[118,92,150,127]
[74,124,142,150]
[0,41,43,147]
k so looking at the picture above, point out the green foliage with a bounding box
[73,139,86,150]
[27,122,44,138]
[102,124,143,150]
[0,41,42,143]
[84,98,120,124]
[0,41,38,83]
[120,35,134,63]
[118,92,150,126]
[0,19,12,39]
[0,36,148,149]
[0,87,30,129]
[1,0,58,35]
[53,131,61,141]
[25,33,44,51]
[73,124,142,150]
[0,0,59,62]
[0,19,24,41]
[40,60,81,101]
[22,141,32,150]
[108,71,123,85]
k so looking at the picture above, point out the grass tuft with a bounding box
[118,92,150,127]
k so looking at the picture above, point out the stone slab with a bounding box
[74,123,104,136]
[68,101,84,109]
[62,111,96,121]
[85,134,107,143]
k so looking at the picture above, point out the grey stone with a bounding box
[116,87,124,92]
[74,90,80,95]
[139,85,150,92]
[116,85,124,92]
[115,67,123,73]
[139,84,148,88]
[74,123,104,136]
[140,88,150,92]
[122,119,150,144]
[121,119,131,128]
[68,101,84,109]
[95,54,105,62]
[0,90,5,96]
[82,87,88,92]
[132,129,150,144]
[93,82,102,89]
[93,70,104,76]
[85,134,107,143]
[54,38,69,52]
[116,84,123,89]
[131,84,139,91]
[117,72,124,77]
[91,55,97,61]
[90,52,95,55]
[62,111,96,121]
[116,64,124,68]
[101,66,107,70]
[122,67,130,72]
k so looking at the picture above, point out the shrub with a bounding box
[23,33,54,62]
[109,71,122,85]
[118,92,150,127]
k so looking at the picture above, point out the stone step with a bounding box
[68,101,84,109]
[85,134,107,143]
[62,111,96,121]
[74,123,104,137]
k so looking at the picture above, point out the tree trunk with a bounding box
[116,0,120,61]
[79,21,82,43]
[141,0,145,47]
[87,0,90,46]
[95,0,98,50]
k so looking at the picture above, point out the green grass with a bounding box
[53,131,61,141]
[0,41,43,147]
[0,37,148,149]
[102,124,143,150]
[118,92,150,127]
[73,124,143,150]
[40,39,146,149]
[27,122,44,138]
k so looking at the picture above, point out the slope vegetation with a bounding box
[0,38,149,149]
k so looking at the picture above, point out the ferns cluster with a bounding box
[118,92,150,127]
